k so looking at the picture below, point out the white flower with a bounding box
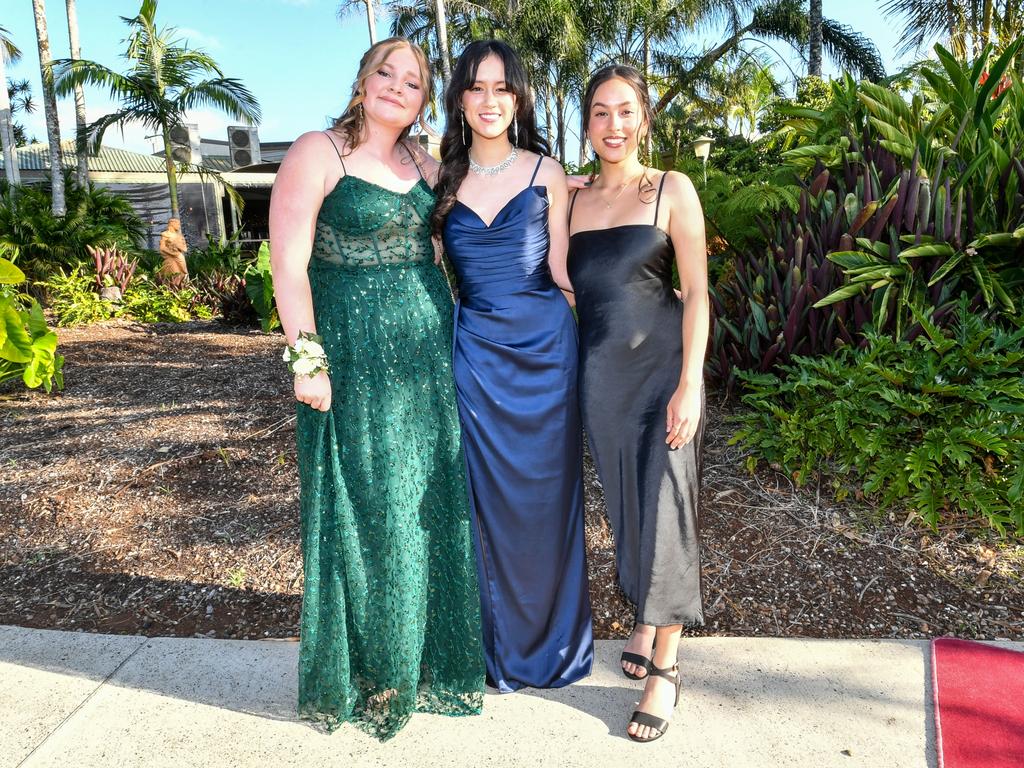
[292,356,317,376]
[293,337,310,355]
[302,340,325,358]
[282,347,292,362]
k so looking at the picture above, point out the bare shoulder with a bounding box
[660,170,699,203]
[284,130,342,169]
[536,153,567,184]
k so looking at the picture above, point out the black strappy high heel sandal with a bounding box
[620,631,656,680]
[627,662,681,743]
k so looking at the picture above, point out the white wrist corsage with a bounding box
[282,331,329,378]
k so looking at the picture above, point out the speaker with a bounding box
[227,126,261,168]
[168,123,201,165]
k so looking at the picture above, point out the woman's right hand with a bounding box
[295,371,332,412]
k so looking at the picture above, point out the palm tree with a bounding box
[65,0,89,187]
[881,0,1024,60]
[1,25,23,185]
[51,0,261,229]
[808,0,822,75]
[651,0,886,115]
[338,0,378,46]
[32,0,65,216]
[434,0,452,87]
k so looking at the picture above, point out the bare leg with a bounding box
[627,624,681,741]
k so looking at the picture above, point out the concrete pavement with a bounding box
[5,626,1016,767]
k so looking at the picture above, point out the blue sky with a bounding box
[4,0,930,154]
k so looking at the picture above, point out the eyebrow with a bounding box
[379,62,420,80]
[471,78,508,85]
[592,100,635,108]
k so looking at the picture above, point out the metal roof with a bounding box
[0,141,240,174]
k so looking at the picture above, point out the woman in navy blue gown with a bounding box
[430,39,593,693]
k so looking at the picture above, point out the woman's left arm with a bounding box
[664,171,709,449]
[542,157,575,305]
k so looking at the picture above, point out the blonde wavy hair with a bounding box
[330,37,432,154]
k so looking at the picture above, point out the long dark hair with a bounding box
[580,64,656,196]
[431,39,550,238]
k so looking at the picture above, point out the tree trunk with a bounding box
[161,127,180,221]
[544,85,553,148]
[981,0,993,50]
[434,0,452,89]
[808,0,823,76]
[364,0,377,45]
[0,49,21,185]
[66,0,89,188]
[643,31,651,158]
[32,0,65,215]
[555,87,566,165]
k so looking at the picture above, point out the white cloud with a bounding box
[177,27,223,51]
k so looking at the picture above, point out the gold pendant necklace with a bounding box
[599,169,644,209]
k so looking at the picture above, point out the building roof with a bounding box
[0,141,248,174]
[1,141,171,173]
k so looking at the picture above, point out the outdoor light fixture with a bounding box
[692,135,714,185]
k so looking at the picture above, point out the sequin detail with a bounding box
[295,174,485,740]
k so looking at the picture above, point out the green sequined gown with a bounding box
[295,172,485,740]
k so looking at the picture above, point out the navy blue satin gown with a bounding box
[442,156,594,693]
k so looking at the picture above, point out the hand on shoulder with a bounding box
[403,139,440,187]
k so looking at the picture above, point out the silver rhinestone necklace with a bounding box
[469,146,519,176]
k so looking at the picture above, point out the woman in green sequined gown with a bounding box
[269,38,484,740]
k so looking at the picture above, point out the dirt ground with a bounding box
[1,320,1021,642]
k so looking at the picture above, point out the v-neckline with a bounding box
[454,186,545,228]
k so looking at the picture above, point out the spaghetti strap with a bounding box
[653,172,668,226]
[567,189,580,228]
[400,141,425,180]
[528,154,544,186]
[322,130,346,174]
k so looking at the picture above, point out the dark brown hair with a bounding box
[580,64,656,195]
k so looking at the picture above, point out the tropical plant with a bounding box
[51,0,261,229]
[780,42,1024,328]
[0,174,145,281]
[196,270,257,326]
[185,231,245,277]
[732,299,1024,536]
[0,256,63,392]
[1,25,25,184]
[64,0,89,187]
[31,0,65,215]
[243,241,279,332]
[881,0,1024,61]
[43,266,211,326]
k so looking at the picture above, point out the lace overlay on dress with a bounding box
[295,173,484,740]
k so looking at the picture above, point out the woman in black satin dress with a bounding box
[565,64,710,744]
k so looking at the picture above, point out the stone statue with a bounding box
[159,218,188,283]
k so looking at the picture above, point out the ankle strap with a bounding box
[649,663,679,680]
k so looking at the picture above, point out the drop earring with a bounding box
[512,117,519,146]
[460,111,467,146]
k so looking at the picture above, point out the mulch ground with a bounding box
[1,320,1021,642]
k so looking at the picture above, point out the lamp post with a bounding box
[692,135,714,186]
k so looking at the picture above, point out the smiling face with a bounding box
[361,44,426,130]
[461,54,517,141]
[586,77,648,164]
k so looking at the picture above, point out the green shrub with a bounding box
[0,257,63,392]
[186,232,246,277]
[43,267,116,326]
[732,299,1024,536]
[43,268,211,326]
[0,173,145,282]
